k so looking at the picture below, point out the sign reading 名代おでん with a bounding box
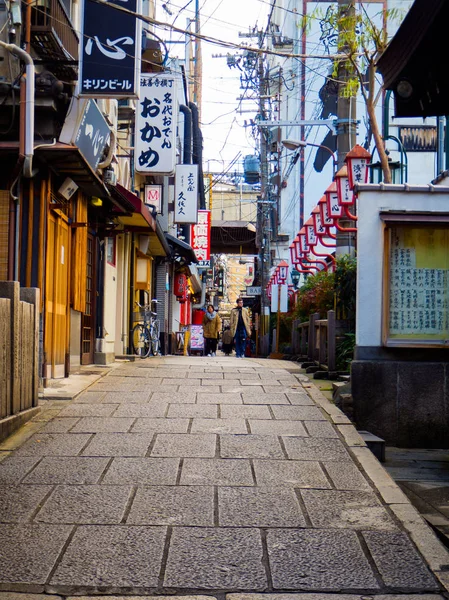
[80,0,141,97]
[135,74,178,174]
[191,210,211,267]
[174,164,199,223]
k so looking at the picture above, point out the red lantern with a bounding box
[305,217,318,247]
[174,273,187,303]
[335,165,354,206]
[345,144,371,190]
[277,260,289,283]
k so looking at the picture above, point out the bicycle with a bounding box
[132,299,160,358]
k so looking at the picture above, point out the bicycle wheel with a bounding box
[150,321,160,356]
[132,324,151,358]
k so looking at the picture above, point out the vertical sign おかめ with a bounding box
[191,210,211,267]
[80,0,141,97]
[174,164,199,223]
[135,74,177,174]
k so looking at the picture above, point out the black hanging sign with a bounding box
[79,0,140,97]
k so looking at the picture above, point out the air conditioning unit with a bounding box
[103,168,117,186]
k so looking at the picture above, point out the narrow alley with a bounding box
[0,357,448,598]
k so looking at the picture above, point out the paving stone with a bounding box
[164,527,266,589]
[50,525,166,589]
[191,418,248,434]
[167,404,218,419]
[93,383,146,393]
[73,391,107,403]
[150,392,196,404]
[283,437,351,461]
[101,391,152,403]
[0,523,72,585]
[70,417,135,433]
[303,420,339,438]
[265,385,303,394]
[38,417,81,433]
[253,460,329,488]
[220,434,284,459]
[178,386,221,394]
[151,433,216,457]
[101,457,179,485]
[35,485,131,524]
[104,376,150,388]
[224,372,260,380]
[0,594,65,599]
[323,461,372,491]
[363,530,439,589]
[127,485,214,526]
[163,378,201,386]
[267,528,379,590]
[301,489,398,531]
[131,418,190,434]
[271,405,326,421]
[287,393,315,405]
[221,404,271,420]
[0,456,41,484]
[0,484,52,522]
[22,457,110,484]
[194,372,224,379]
[81,433,152,457]
[58,404,119,417]
[15,433,92,456]
[152,371,189,379]
[137,384,180,393]
[197,392,243,404]
[113,403,168,418]
[218,486,305,527]
[181,458,254,486]
[242,393,289,405]
[200,378,230,387]
[249,420,307,436]
[225,596,446,600]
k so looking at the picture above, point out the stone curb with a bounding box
[303,376,449,593]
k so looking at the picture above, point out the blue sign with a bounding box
[79,0,140,97]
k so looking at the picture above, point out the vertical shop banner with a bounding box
[191,210,211,267]
[74,100,111,170]
[79,0,141,97]
[174,164,198,223]
[135,74,178,173]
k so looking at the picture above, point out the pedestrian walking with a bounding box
[202,304,221,357]
[230,298,251,358]
[221,326,233,356]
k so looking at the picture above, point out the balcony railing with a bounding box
[30,0,79,79]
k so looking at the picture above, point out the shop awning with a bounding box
[111,183,156,230]
[165,233,199,264]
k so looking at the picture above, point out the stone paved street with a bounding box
[0,356,448,599]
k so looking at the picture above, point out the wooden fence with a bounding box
[0,282,40,441]
[292,310,336,371]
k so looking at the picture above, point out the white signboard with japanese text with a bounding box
[174,164,199,223]
[135,74,177,174]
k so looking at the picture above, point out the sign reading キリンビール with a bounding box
[135,75,178,174]
[80,0,141,97]
[174,164,198,223]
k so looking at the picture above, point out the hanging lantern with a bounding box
[305,217,318,247]
[345,144,371,190]
[298,228,310,254]
[312,206,326,237]
[174,273,188,303]
[318,195,335,229]
[277,260,289,283]
[335,164,354,206]
[324,181,343,218]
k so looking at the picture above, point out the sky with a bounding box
[156,0,269,173]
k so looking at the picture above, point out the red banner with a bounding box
[191,209,211,266]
